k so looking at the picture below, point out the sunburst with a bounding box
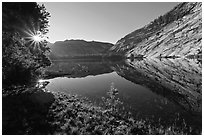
[33,34,42,42]
[21,23,47,50]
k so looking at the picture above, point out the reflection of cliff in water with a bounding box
[112,58,201,114]
[45,59,121,78]
[46,58,202,114]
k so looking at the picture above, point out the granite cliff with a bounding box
[110,2,202,59]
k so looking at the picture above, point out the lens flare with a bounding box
[33,34,42,42]
[22,27,47,50]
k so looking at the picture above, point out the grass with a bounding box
[2,82,201,135]
[47,83,198,135]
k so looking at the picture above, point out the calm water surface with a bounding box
[45,58,202,129]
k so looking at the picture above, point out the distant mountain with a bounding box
[47,40,114,59]
[111,2,202,58]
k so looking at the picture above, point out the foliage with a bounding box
[101,82,123,116]
[46,84,198,135]
[149,2,197,28]
[2,2,51,88]
[2,82,200,134]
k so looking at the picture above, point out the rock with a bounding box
[111,2,202,59]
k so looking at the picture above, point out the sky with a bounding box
[39,2,179,44]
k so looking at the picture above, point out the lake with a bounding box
[44,58,202,130]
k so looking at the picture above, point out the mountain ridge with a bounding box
[47,39,114,59]
[110,2,202,59]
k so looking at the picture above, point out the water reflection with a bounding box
[45,58,201,130]
[122,58,202,113]
[45,59,119,78]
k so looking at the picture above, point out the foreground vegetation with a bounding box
[3,82,200,135]
[2,2,201,135]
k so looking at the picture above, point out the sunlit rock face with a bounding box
[113,58,201,113]
[111,2,202,58]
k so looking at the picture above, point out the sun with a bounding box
[23,27,47,49]
[33,34,42,42]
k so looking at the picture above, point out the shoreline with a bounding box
[2,85,201,135]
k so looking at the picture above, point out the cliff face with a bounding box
[111,2,202,58]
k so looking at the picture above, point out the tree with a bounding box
[2,2,51,88]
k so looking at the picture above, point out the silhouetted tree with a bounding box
[2,2,51,88]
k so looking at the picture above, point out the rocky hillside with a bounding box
[48,40,113,59]
[110,2,202,58]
